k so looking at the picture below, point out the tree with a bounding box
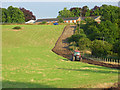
[58,18,64,23]
[91,40,112,57]
[93,8,100,16]
[58,7,74,18]
[19,8,36,22]
[100,5,119,23]
[70,7,81,17]
[82,6,89,16]
[2,8,11,23]
[99,20,119,44]
[78,37,91,50]
[85,10,90,17]
[7,6,25,23]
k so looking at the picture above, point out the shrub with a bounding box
[113,40,120,57]
[12,26,21,29]
[78,37,91,50]
[58,18,64,23]
[90,40,112,57]
[42,21,46,24]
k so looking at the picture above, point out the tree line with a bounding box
[67,4,120,58]
[57,4,119,19]
[1,6,36,23]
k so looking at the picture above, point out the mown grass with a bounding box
[2,25,118,88]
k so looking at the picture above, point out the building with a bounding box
[35,16,101,24]
[25,20,36,24]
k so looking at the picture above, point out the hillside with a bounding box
[2,25,118,88]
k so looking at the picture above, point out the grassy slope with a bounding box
[2,25,118,88]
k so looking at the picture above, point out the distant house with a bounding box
[35,18,58,24]
[35,16,101,24]
[25,20,35,24]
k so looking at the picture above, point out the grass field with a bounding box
[2,25,118,88]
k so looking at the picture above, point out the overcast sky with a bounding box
[1,1,119,19]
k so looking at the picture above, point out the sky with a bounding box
[1,1,119,19]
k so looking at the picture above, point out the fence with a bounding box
[84,54,120,64]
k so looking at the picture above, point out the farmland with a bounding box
[2,25,118,88]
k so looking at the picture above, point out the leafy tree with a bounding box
[78,37,91,50]
[58,7,74,18]
[2,8,11,23]
[82,6,89,16]
[98,20,119,44]
[58,18,64,23]
[71,8,81,17]
[67,34,86,43]
[93,8,100,16]
[7,6,25,23]
[91,40,112,57]
[19,8,36,22]
[85,10,90,17]
[100,5,119,23]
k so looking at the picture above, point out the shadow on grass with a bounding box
[57,68,119,74]
[81,65,116,70]
[63,59,70,61]
[2,80,55,88]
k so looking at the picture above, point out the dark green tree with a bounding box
[7,6,25,23]
[91,40,112,57]
[58,18,64,23]
[78,37,91,50]
[58,7,74,18]
[85,10,90,17]
[2,8,11,23]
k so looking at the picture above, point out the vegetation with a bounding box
[67,5,120,57]
[41,21,47,24]
[58,4,120,19]
[2,6,25,23]
[58,18,64,23]
[19,8,36,22]
[2,25,118,88]
[90,40,112,57]
[12,26,21,30]
[57,7,74,18]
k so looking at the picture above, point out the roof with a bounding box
[81,16,100,20]
[35,17,79,22]
[36,18,58,22]
[35,16,100,22]
[62,17,79,20]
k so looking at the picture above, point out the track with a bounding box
[52,25,119,69]
[52,25,76,59]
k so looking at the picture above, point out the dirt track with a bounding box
[52,25,76,59]
[52,25,119,69]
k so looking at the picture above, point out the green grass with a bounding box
[2,25,119,88]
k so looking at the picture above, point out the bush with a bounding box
[12,26,21,29]
[113,40,120,57]
[90,40,112,57]
[58,18,64,23]
[42,21,46,24]
[78,37,91,50]
[67,34,86,44]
